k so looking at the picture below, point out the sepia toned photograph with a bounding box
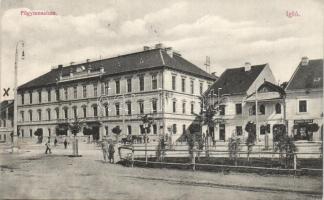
[0,0,323,199]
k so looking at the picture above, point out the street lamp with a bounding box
[13,40,24,152]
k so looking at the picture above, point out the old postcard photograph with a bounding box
[0,0,323,199]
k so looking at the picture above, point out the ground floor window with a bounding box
[105,126,109,136]
[219,124,225,140]
[293,122,319,141]
[127,125,132,135]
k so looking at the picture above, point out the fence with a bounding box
[118,146,323,175]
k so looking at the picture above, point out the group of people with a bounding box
[101,138,115,163]
[45,137,69,154]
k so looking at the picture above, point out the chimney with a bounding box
[301,56,309,66]
[155,43,163,49]
[211,72,217,76]
[143,46,150,51]
[165,47,173,58]
[244,62,251,71]
[100,66,105,73]
[86,59,90,63]
[70,69,74,77]
[58,64,63,69]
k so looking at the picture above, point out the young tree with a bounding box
[69,119,82,156]
[228,136,241,166]
[273,124,297,168]
[112,126,122,142]
[245,122,256,162]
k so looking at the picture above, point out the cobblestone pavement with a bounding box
[0,142,322,200]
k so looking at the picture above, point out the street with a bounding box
[0,142,322,200]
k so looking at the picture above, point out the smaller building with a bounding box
[0,100,14,143]
[285,57,323,142]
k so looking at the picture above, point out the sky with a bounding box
[0,0,323,100]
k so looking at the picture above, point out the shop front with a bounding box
[293,119,320,141]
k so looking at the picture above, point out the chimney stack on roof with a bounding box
[58,64,63,69]
[301,56,309,66]
[244,62,251,71]
[165,47,173,58]
[86,59,90,63]
[143,46,150,51]
[155,43,164,49]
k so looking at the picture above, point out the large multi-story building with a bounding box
[285,57,323,142]
[0,100,14,143]
[17,44,216,142]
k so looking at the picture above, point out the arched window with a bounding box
[63,107,68,119]
[275,103,281,114]
[259,104,265,115]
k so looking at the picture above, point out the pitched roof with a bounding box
[258,81,285,96]
[18,48,216,90]
[286,59,323,91]
[205,64,266,96]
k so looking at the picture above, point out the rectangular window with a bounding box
[236,103,242,115]
[183,124,186,134]
[152,100,157,113]
[105,126,109,136]
[21,111,24,122]
[21,129,24,138]
[101,82,105,95]
[190,80,194,94]
[115,80,120,94]
[127,102,132,115]
[38,90,42,103]
[105,105,109,117]
[139,101,144,114]
[173,101,176,113]
[21,93,25,105]
[83,85,87,98]
[73,107,77,119]
[47,90,51,102]
[172,76,176,90]
[29,91,33,104]
[219,105,225,115]
[299,100,307,112]
[29,111,32,121]
[139,76,144,91]
[152,75,157,90]
[30,129,32,137]
[140,125,145,134]
[73,86,77,99]
[172,124,177,134]
[116,103,120,116]
[93,84,98,97]
[83,107,87,118]
[182,102,186,114]
[181,78,186,92]
[38,110,42,121]
[153,124,157,135]
[56,109,59,119]
[64,108,68,119]
[48,129,51,137]
[93,106,98,117]
[236,126,243,136]
[200,82,203,94]
[191,103,194,114]
[105,81,109,95]
[127,125,132,135]
[56,89,60,101]
[47,110,51,120]
[64,88,68,100]
[127,78,132,93]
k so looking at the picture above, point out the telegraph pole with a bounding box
[12,40,24,152]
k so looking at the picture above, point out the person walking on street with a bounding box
[101,138,109,162]
[54,138,58,147]
[64,139,68,149]
[108,142,115,163]
[45,139,52,154]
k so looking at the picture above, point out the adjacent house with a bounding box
[285,57,323,143]
[0,100,14,143]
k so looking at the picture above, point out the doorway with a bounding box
[219,124,225,141]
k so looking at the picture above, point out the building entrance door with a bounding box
[219,124,225,141]
[92,126,100,141]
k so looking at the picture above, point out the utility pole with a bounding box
[12,40,24,152]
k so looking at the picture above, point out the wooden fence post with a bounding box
[192,149,196,171]
[131,148,134,168]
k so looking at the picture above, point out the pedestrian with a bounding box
[108,142,115,163]
[101,138,109,162]
[54,138,58,147]
[64,139,68,149]
[45,139,52,154]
